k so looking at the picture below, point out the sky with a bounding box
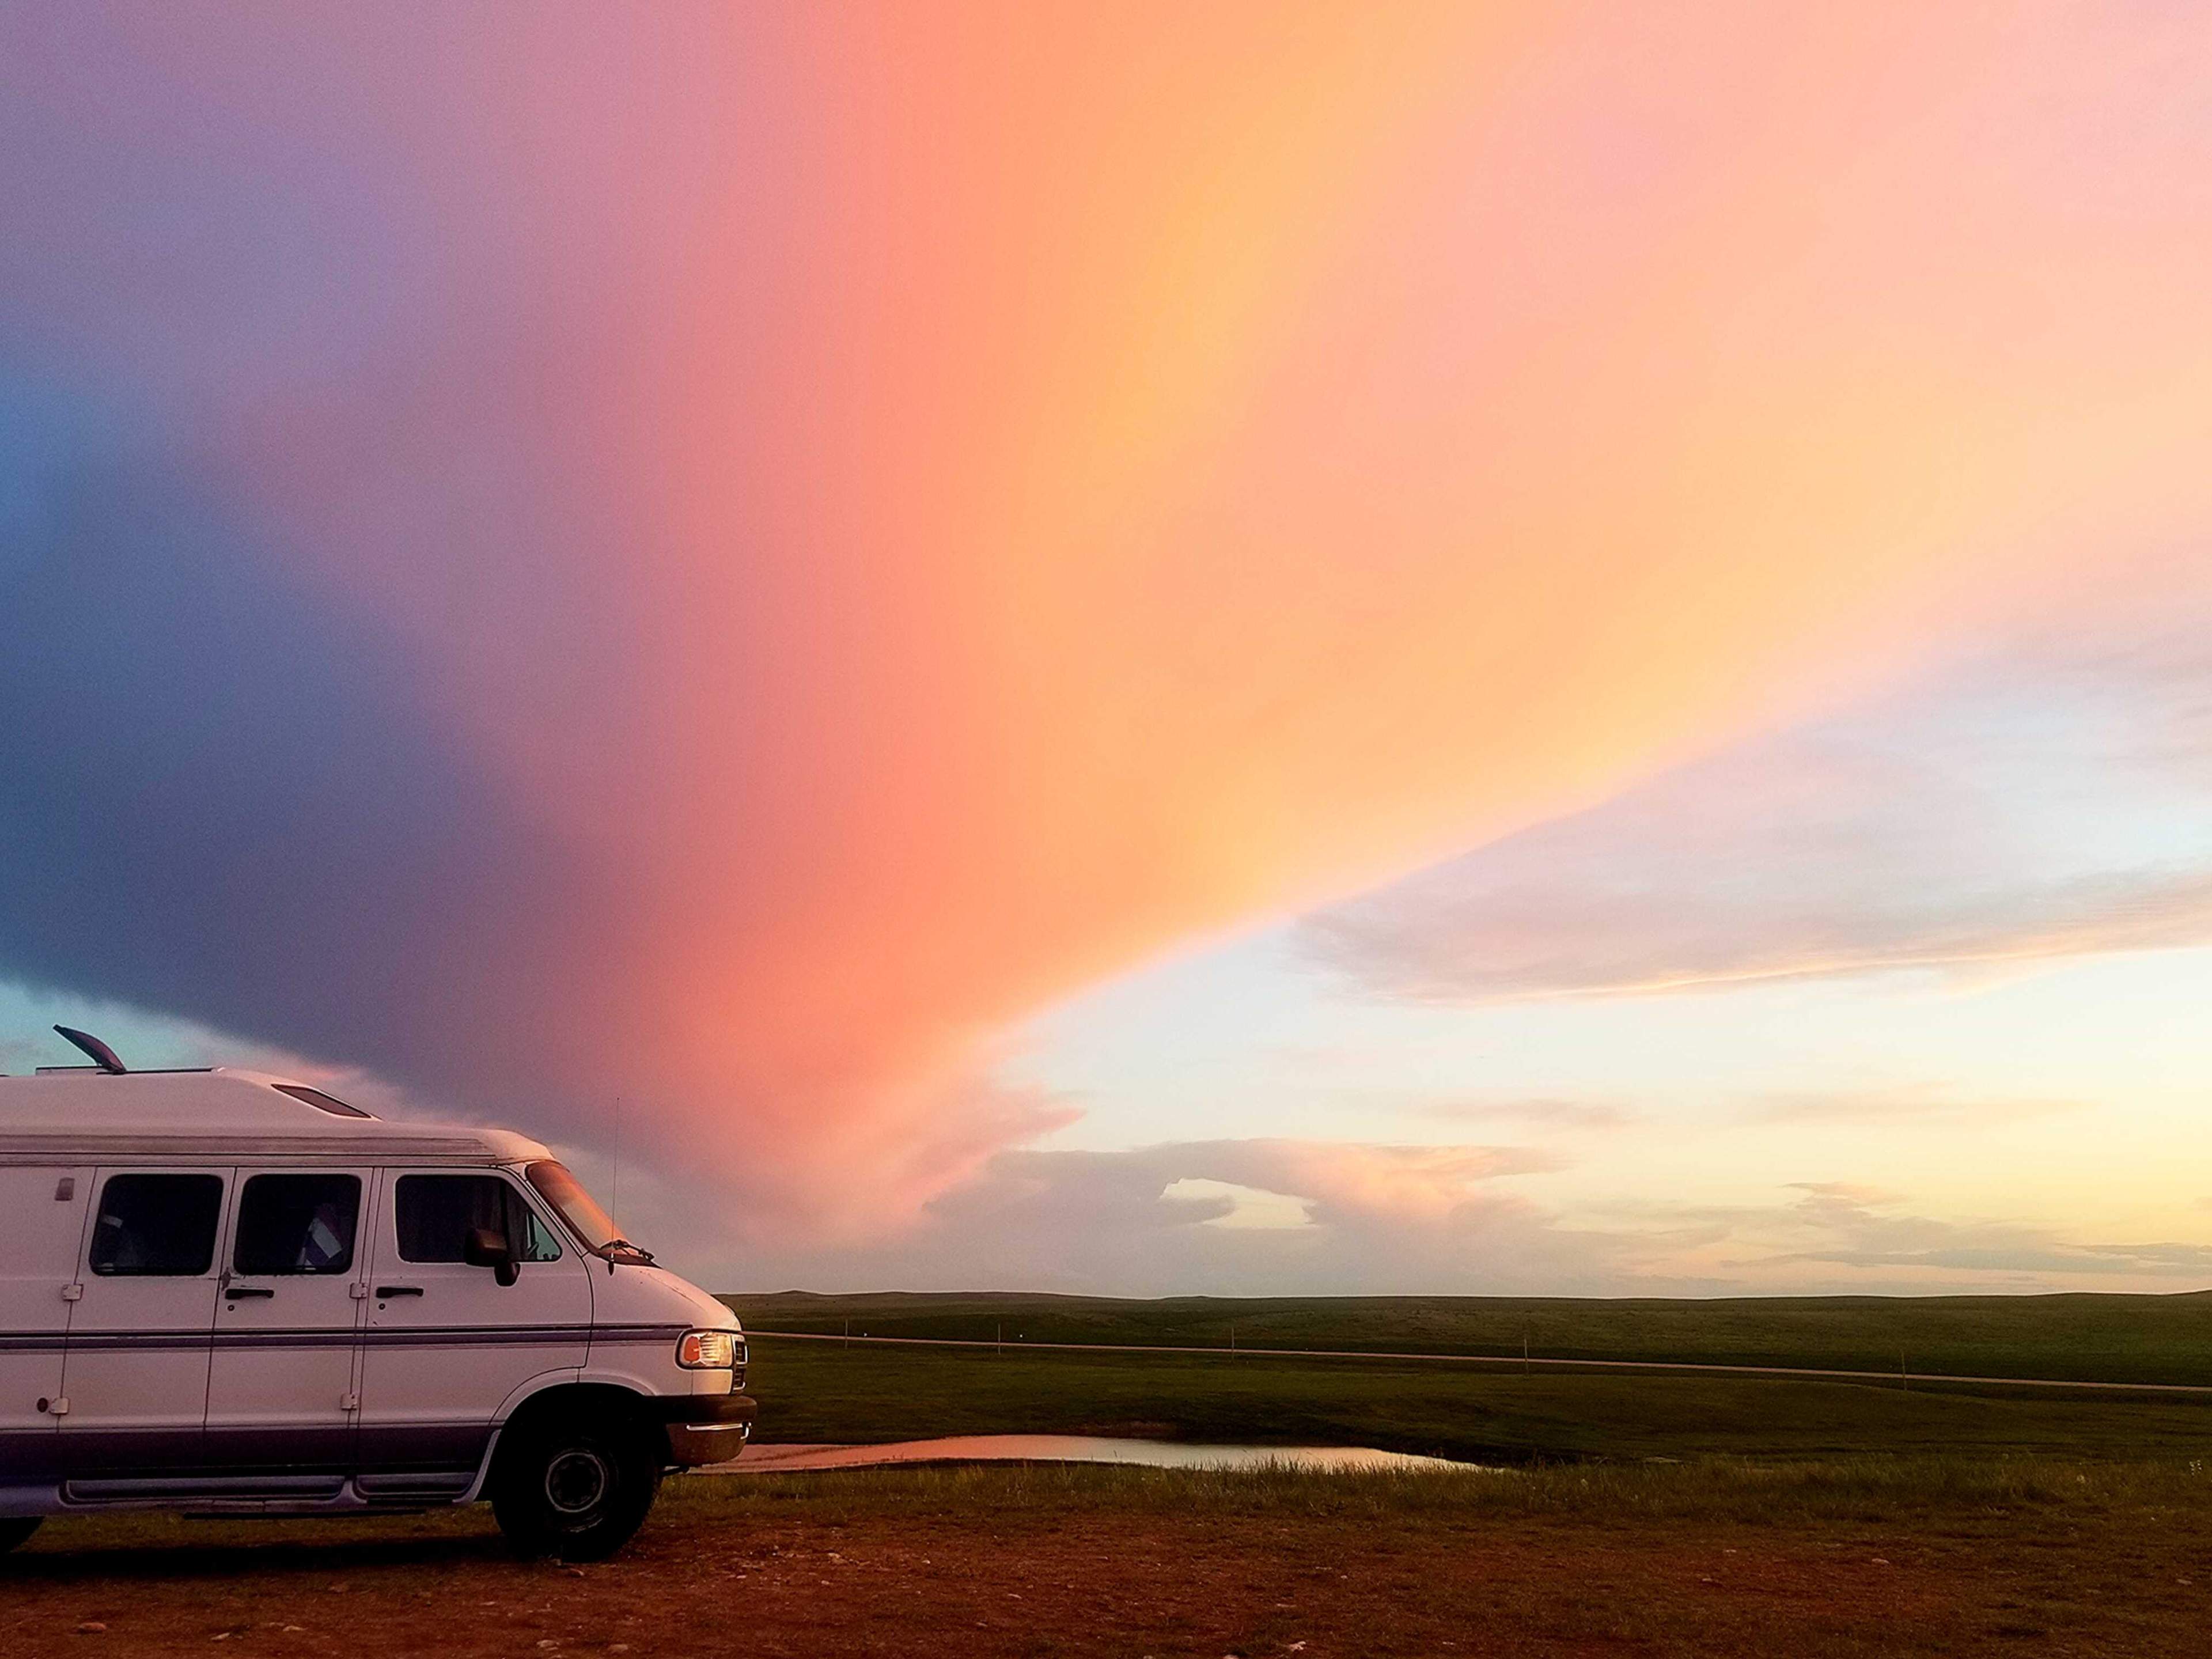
[3,4,2211,1297]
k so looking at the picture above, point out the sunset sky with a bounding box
[5,4,2211,1296]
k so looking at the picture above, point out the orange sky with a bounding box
[6,5,2211,1238]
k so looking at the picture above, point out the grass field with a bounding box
[13,1461,2212,1656]
[737,1331,2212,1463]
[13,1297,2212,1655]
[724,1288,2212,1385]
[13,1291,2211,1654]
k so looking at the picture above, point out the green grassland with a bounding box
[737,1332,2212,1463]
[17,1299,2212,1654]
[724,1288,2212,1385]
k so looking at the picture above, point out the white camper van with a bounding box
[0,1029,753,1560]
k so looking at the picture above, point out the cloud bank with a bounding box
[5,7,2212,1244]
[1303,590,2212,1005]
[712,1141,2212,1298]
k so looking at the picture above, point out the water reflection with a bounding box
[705,1435,1474,1474]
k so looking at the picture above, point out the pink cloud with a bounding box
[1302,577,2212,1003]
[5,8,2212,1250]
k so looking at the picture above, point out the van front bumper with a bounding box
[660,1393,757,1467]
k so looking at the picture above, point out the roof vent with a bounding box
[272,1084,374,1119]
[52,1026,127,1075]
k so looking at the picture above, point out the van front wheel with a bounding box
[491,1404,662,1562]
[0,1517,41,1554]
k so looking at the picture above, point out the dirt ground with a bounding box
[5,1471,2211,1658]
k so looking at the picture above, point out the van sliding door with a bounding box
[203,1169,370,1478]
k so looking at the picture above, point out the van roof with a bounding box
[0,1067,550,1166]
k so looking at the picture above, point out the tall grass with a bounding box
[740,1335,2212,1463]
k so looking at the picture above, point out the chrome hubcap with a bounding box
[544,1448,611,1516]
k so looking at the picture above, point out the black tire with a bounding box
[0,1517,41,1555]
[491,1402,662,1562]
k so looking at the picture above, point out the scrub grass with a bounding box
[38,1456,2210,1551]
[672,1452,2212,1526]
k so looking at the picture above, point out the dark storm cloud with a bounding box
[0,377,619,1119]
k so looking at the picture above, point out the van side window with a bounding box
[395,1176,562,1264]
[233,1174,360,1275]
[89,1173,224,1276]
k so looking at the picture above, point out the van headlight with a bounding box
[677,1329,740,1370]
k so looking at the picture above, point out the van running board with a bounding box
[65,1474,348,1505]
[62,1471,472,1510]
[355,1470,475,1498]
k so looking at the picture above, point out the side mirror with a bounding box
[464,1225,518,1287]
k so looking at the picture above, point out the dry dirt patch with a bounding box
[2,1469,2207,1657]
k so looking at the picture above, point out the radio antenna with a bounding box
[609,1095,623,1230]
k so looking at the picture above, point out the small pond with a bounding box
[704,1435,1476,1474]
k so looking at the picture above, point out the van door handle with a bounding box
[225,1286,275,1300]
[376,1285,424,1298]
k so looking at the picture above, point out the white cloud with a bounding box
[1420,1097,1635,1131]
[1744,1087,2083,1128]
[1740,1183,2212,1279]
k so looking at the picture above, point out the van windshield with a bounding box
[524,1161,651,1262]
